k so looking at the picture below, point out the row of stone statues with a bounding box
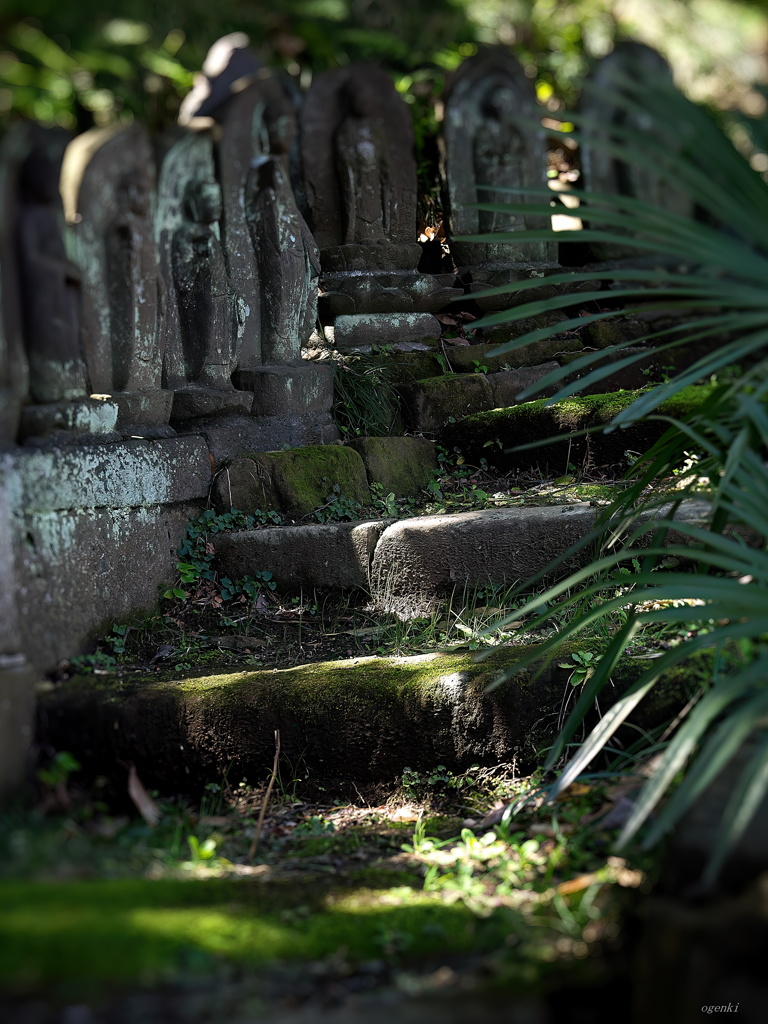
[0,40,685,446]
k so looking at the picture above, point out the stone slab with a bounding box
[369,505,597,616]
[37,644,683,790]
[185,413,339,464]
[346,436,437,498]
[12,437,212,512]
[233,363,335,417]
[214,519,390,590]
[14,502,202,672]
[489,362,560,407]
[397,373,494,433]
[334,313,440,353]
[211,445,370,519]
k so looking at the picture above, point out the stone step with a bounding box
[213,501,709,617]
[439,384,715,475]
[38,647,679,793]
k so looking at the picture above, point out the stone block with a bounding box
[18,398,119,441]
[14,502,202,672]
[334,313,440,353]
[212,444,370,520]
[194,413,339,464]
[369,505,597,617]
[170,387,253,423]
[455,334,582,370]
[386,350,444,384]
[13,437,212,512]
[215,519,389,590]
[397,372,494,433]
[489,362,559,407]
[346,436,437,498]
[319,270,461,316]
[233,363,334,417]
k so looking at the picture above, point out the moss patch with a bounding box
[346,436,437,498]
[212,446,371,519]
[38,647,701,794]
[438,385,716,473]
[0,876,512,995]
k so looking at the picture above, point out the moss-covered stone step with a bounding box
[439,385,716,474]
[38,648,694,794]
[211,438,438,519]
[396,364,558,433]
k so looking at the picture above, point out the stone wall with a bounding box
[0,38,687,797]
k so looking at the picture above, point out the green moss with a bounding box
[0,876,514,994]
[346,436,437,498]
[438,385,716,473]
[240,446,371,518]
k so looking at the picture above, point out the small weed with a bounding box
[313,481,363,523]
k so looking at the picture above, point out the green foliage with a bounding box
[163,507,280,603]
[469,64,768,882]
[313,480,363,523]
[401,765,480,799]
[332,354,401,438]
[37,751,81,789]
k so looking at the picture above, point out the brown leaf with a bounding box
[128,764,162,827]
[557,873,599,896]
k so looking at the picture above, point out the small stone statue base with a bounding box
[170,386,254,423]
[332,313,441,353]
[18,397,118,442]
[319,270,461,318]
[108,390,175,434]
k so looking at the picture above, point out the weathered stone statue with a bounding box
[60,123,172,432]
[302,65,460,351]
[173,178,241,386]
[3,125,117,441]
[155,130,252,421]
[17,139,87,404]
[579,42,694,261]
[441,48,558,310]
[244,97,320,364]
[0,127,31,442]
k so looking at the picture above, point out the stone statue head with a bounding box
[481,82,517,124]
[184,179,223,225]
[264,101,295,155]
[343,76,379,120]
[19,144,61,204]
[118,169,150,216]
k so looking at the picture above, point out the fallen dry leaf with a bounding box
[557,873,600,896]
[215,635,267,651]
[128,764,162,827]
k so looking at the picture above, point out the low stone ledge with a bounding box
[37,647,695,791]
[12,436,212,512]
[438,385,715,474]
[214,519,390,590]
[370,505,597,616]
